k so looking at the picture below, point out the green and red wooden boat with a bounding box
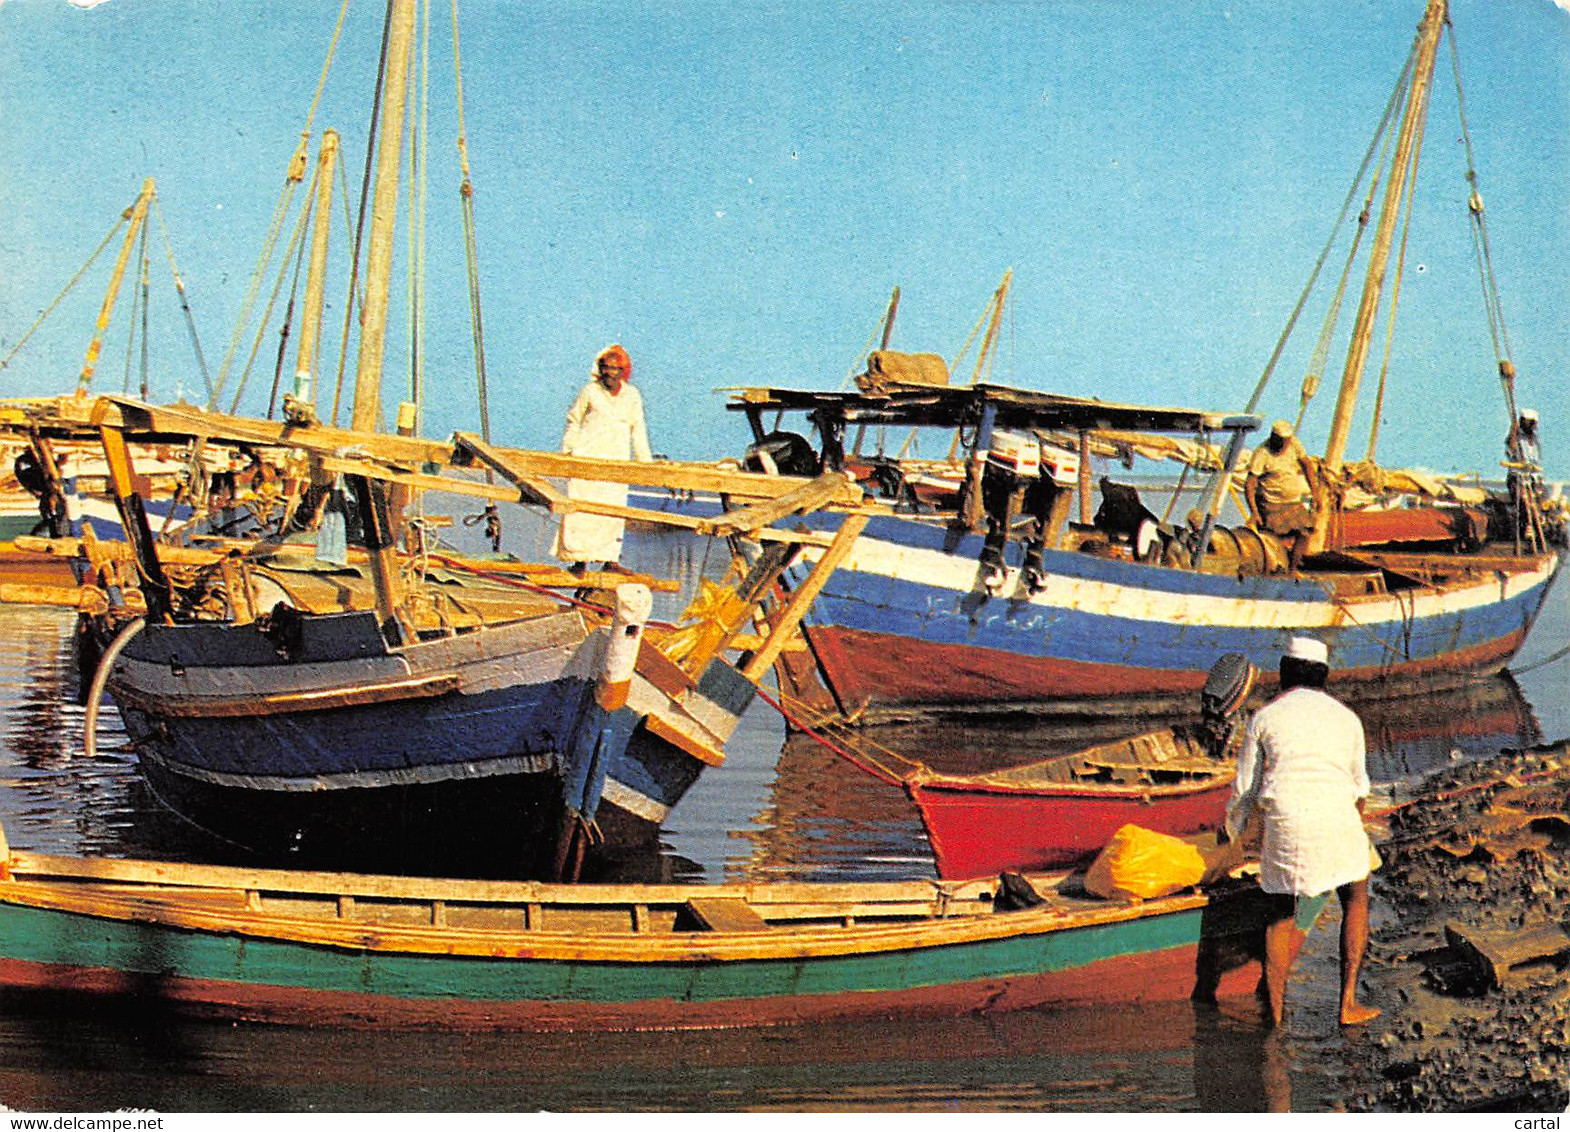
[0,832,1268,1030]
[906,724,1239,880]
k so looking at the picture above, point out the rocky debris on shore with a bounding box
[1348,742,1570,1112]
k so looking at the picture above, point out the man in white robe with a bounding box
[552,344,652,571]
[1224,635,1381,1028]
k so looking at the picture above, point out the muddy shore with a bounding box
[1347,742,1570,1112]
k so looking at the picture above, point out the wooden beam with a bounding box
[742,512,868,680]
[439,433,563,507]
[700,471,857,536]
[453,431,865,504]
[0,582,109,613]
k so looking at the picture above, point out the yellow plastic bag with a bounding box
[1084,824,1208,900]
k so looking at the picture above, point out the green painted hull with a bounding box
[0,881,1267,1030]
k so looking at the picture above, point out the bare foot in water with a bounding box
[1340,1002,1381,1026]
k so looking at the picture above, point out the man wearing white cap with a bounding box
[1245,420,1319,573]
[1224,635,1381,1028]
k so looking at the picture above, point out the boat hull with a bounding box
[0,863,1268,1031]
[105,609,752,877]
[781,514,1560,722]
[911,776,1233,880]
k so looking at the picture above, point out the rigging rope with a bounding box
[0,217,125,375]
[1446,24,1518,434]
[1366,73,1433,462]
[1294,76,1402,436]
[753,686,911,787]
[209,1,352,414]
[120,222,147,395]
[450,0,501,549]
[333,0,396,427]
[1245,47,1416,416]
[227,183,316,415]
[153,199,214,399]
[266,188,318,419]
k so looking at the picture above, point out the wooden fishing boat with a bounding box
[907,726,1236,880]
[0,1,869,879]
[720,0,1563,726]
[780,654,1256,881]
[0,830,1269,1031]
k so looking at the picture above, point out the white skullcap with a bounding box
[1284,636,1329,665]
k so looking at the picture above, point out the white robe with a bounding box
[552,380,652,564]
[1224,686,1374,897]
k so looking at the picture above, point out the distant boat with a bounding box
[0,834,1270,1030]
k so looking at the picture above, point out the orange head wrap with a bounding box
[595,344,632,379]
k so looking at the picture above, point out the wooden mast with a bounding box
[1320,0,1446,481]
[290,130,339,419]
[350,0,417,632]
[76,178,155,395]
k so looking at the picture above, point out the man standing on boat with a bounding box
[1223,636,1381,1029]
[553,344,653,573]
[1244,420,1319,573]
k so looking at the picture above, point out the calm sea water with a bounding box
[0,510,1564,1112]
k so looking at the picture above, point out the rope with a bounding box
[153,199,214,399]
[1294,88,1400,436]
[227,181,315,415]
[421,552,678,624]
[1245,46,1416,416]
[209,151,306,412]
[1505,639,1570,679]
[210,0,349,412]
[1366,65,1434,462]
[120,221,148,395]
[1448,27,1513,374]
[753,685,910,787]
[265,198,315,419]
[332,0,396,427]
[0,217,125,375]
[449,0,494,453]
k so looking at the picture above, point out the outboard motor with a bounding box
[742,431,820,477]
[1198,652,1258,756]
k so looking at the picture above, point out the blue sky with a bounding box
[1,0,1566,480]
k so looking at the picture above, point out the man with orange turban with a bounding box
[552,344,653,570]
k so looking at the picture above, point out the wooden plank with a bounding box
[112,672,462,719]
[3,849,985,910]
[438,434,564,508]
[1446,921,1570,987]
[314,453,542,507]
[700,471,858,536]
[454,431,866,504]
[743,513,869,680]
[643,713,726,768]
[686,897,772,933]
[636,638,698,698]
[61,398,866,508]
[0,582,108,613]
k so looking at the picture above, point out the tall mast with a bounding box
[291,130,339,416]
[351,0,417,435]
[351,0,417,632]
[1321,0,1446,475]
[77,178,156,394]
